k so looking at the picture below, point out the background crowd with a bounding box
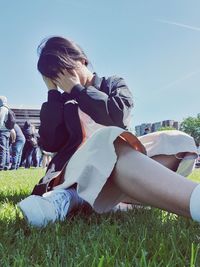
[0,96,52,171]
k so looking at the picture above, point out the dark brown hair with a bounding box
[37,36,89,79]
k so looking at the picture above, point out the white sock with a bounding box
[189,184,200,222]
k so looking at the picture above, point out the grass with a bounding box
[0,169,200,267]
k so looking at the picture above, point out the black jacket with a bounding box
[39,74,133,171]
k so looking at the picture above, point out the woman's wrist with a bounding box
[70,84,85,98]
[62,82,80,94]
[48,89,61,102]
[48,87,58,91]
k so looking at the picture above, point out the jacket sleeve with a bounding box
[70,76,133,129]
[39,90,69,152]
[47,100,84,171]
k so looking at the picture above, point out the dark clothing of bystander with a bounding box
[21,121,39,168]
[10,124,26,170]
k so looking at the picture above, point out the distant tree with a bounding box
[180,114,200,145]
[158,126,176,131]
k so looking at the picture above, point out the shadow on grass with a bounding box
[0,192,31,204]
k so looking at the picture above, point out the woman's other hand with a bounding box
[56,69,80,94]
[43,76,58,90]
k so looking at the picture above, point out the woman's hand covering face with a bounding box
[55,69,80,93]
[42,76,58,90]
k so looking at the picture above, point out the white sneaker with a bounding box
[18,189,83,227]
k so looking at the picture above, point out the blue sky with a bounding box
[1,0,200,128]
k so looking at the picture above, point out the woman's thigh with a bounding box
[110,137,196,216]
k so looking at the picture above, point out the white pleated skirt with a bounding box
[54,127,197,213]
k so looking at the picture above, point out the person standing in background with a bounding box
[21,121,39,168]
[0,96,11,171]
[10,124,26,170]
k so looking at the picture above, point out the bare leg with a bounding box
[111,138,198,217]
[151,154,183,171]
[122,154,184,204]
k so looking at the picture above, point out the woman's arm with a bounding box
[39,90,69,152]
[47,100,84,171]
[70,76,133,129]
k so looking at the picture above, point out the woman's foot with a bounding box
[18,189,84,227]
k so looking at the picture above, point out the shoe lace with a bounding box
[48,189,84,220]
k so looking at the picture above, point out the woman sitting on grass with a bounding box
[18,36,198,227]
